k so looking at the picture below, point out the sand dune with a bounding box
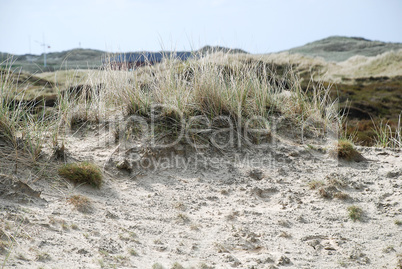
[1,127,401,268]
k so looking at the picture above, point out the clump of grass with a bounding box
[347,205,363,222]
[372,115,402,148]
[67,195,93,213]
[58,161,102,188]
[330,139,364,161]
[308,180,325,190]
[0,64,59,167]
[333,192,350,200]
[318,187,332,199]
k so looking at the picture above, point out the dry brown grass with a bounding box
[67,195,93,213]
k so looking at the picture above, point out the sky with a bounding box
[0,0,401,55]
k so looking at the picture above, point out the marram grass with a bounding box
[58,161,102,188]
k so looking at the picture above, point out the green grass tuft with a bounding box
[58,162,102,188]
[330,139,364,161]
[347,205,363,222]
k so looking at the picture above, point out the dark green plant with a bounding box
[58,161,102,188]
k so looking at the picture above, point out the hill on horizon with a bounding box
[285,36,402,62]
[1,36,402,72]
[0,46,248,73]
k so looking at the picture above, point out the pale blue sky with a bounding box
[1,0,401,55]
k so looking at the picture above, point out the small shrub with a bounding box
[58,161,102,187]
[395,220,402,226]
[347,205,363,222]
[330,139,364,161]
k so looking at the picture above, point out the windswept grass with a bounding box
[58,162,102,188]
[1,50,399,180]
[0,63,58,172]
[372,115,402,148]
[116,52,340,147]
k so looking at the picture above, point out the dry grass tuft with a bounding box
[58,162,102,188]
[333,192,350,200]
[67,195,93,213]
[308,180,325,190]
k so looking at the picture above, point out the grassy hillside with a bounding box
[1,37,401,147]
[286,36,402,62]
[1,50,401,148]
[0,48,105,73]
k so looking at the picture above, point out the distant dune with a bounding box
[285,36,402,62]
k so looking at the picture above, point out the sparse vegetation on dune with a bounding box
[347,205,364,222]
[58,162,102,188]
[0,49,400,187]
[1,50,401,269]
[2,45,402,148]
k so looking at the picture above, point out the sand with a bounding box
[0,125,401,269]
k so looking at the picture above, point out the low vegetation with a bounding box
[347,205,363,222]
[58,162,102,188]
[0,49,401,183]
[330,139,364,161]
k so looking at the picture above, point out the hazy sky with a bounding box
[1,0,401,55]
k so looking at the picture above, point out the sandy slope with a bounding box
[0,127,401,269]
